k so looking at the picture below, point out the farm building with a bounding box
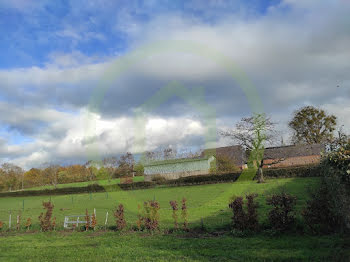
[144,145,246,181]
[201,145,247,170]
[144,155,216,181]
[263,144,324,168]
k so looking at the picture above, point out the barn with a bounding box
[143,155,216,181]
[263,144,324,168]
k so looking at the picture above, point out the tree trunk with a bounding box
[257,160,265,183]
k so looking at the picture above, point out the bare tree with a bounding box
[221,113,276,183]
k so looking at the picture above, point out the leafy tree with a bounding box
[133,162,144,176]
[96,167,109,180]
[210,155,240,174]
[24,168,43,187]
[288,106,337,144]
[103,157,118,181]
[221,113,276,183]
[0,163,24,191]
[41,163,60,189]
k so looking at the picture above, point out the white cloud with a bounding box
[1,0,350,168]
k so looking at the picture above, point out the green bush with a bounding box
[303,143,350,234]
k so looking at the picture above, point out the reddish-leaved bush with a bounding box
[143,200,160,232]
[114,204,126,231]
[169,200,179,229]
[266,192,297,231]
[228,194,259,231]
[38,201,54,232]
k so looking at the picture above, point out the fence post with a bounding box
[64,216,68,228]
[9,213,11,230]
[105,212,109,229]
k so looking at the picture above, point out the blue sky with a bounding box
[0,0,281,68]
[0,0,349,169]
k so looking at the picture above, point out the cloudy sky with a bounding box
[0,0,349,169]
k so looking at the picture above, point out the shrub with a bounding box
[52,217,56,231]
[143,200,160,232]
[120,177,133,184]
[246,194,259,231]
[302,183,336,234]
[169,200,179,229]
[210,155,240,174]
[228,194,259,231]
[25,218,32,231]
[229,197,245,231]
[90,213,97,230]
[114,204,126,231]
[85,209,90,231]
[0,221,3,230]
[38,201,54,232]
[181,198,188,231]
[263,165,321,178]
[303,141,350,234]
[266,191,297,231]
[136,204,143,231]
[151,176,167,183]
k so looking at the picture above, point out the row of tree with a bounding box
[0,152,143,192]
[0,105,348,191]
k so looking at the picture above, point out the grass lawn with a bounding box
[0,231,348,261]
[0,178,319,230]
[0,177,348,261]
[23,176,145,191]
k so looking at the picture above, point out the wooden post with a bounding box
[105,212,109,229]
[76,217,80,229]
[64,216,68,228]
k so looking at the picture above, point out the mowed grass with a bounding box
[0,178,319,230]
[0,177,348,261]
[0,231,348,262]
[23,176,145,191]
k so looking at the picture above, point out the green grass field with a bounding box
[0,177,348,261]
[1,178,319,230]
[23,176,145,191]
[0,231,348,262]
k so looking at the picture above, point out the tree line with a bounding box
[0,105,348,192]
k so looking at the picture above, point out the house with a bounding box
[144,155,216,182]
[263,144,324,168]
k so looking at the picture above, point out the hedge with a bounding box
[263,165,321,178]
[0,165,320,197]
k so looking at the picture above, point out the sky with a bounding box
[0,0,349,169]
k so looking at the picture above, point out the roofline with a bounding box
[264,144,324,150]
[144,155,215,167]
